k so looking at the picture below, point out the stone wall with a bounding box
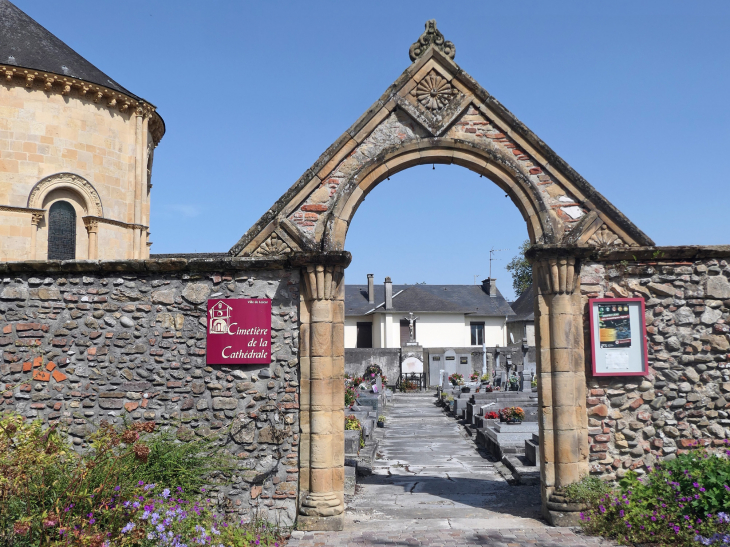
[581,251,730,479]
[0,257,301,525]
[345,348,400,385]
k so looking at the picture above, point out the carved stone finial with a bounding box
[409,20,455,62]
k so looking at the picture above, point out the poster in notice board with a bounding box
[589,298,648,376]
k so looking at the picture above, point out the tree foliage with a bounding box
[505,240,532,296]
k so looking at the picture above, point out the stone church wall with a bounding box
[0,258,301,526]
[581,252,730,480]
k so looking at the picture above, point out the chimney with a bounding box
[384,277,393,309]
[367,274,374,304]
[481,278,497,297]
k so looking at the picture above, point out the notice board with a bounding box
[589,298,648,377]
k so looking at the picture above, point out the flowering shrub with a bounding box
[485,411,499,420]
[448,373,463,386]
[0,412,281,546]
[499,407,525,422]
[580,447,730,546]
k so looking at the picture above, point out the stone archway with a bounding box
[232,21,654,530]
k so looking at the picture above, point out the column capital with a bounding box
[30,212,44,226]
[83,216,99,234]
[533,257,579,296]
[302,264,344,302]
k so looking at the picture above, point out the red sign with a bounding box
[206,299,271,365]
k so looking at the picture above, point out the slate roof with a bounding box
[345,283,515,317]
[507,284,534,323]
[0,0,138,98]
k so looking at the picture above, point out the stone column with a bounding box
[30,212,43,260]
[532,255,589,517]
[298,264,345,531]
[84,217,99,260]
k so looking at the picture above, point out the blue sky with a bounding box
[13,1,730,300]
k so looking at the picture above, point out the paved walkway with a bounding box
[289,393,618,546]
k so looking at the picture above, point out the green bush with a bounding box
[562,475,611,504]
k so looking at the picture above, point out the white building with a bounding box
[507,284,536,347]
[345,275,515,349]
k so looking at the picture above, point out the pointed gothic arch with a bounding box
[233,21,655,531]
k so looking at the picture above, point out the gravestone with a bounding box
[443,349,457,376]
[402,356,423,373]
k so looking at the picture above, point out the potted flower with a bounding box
[377,415,386,428]
[485,411,499,420]
[531,377,538,392]
[448,373,463,387]
[470,372,479,382]
[480,374,490,384]
[499,406,525,424]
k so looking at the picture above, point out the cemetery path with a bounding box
[288,393,619,546]
[346,392,543,529]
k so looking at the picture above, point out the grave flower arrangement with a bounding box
[485,411,499,420]
[364,364,387,385]
[470,373,479,382]
[399,379,418,392]
[499,406,525,423]
[448,373,463,386]
[480,374,490,383]
[345,415,362,431]
[345,415,365,449]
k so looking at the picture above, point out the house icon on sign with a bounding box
[208,301,232,334]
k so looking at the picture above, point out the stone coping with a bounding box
[527,244,730,262]
[0,251,352,275]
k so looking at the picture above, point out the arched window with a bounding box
[48,201,76,260]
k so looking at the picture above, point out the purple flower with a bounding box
[114,485,120,491]
[162,488,170,499]
[121,522,135,534]
[89,518,96,525]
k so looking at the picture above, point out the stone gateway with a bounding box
[2,12,729,532]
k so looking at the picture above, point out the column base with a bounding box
[296,513,344,531]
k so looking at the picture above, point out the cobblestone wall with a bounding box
[0,260,301,525]
[581,255,730,479]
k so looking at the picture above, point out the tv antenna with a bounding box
[489,247,508,278]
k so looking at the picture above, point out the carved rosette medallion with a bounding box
[252,233,292,257]
[415,71,456,111]
[588,225,625,248]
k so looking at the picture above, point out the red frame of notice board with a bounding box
[588,297,649,377]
